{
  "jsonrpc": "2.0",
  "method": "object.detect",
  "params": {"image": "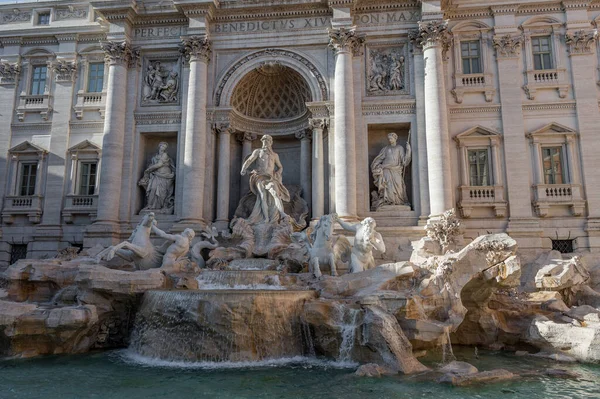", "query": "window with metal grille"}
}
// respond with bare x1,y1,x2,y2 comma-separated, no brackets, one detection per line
10,244,28,264
552,239,574,254
19,162,38,196
468,149,490,186
30,65,47,95
37,12,50,25
542,146,565,185
87,63,104,93
78,162,97,195
532,36,553,70
461,41,482,74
